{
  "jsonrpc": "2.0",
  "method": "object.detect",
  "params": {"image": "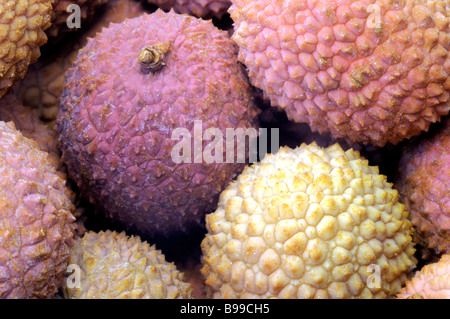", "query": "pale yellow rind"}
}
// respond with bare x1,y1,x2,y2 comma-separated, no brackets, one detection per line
64,230,192,299
201,143,417,299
